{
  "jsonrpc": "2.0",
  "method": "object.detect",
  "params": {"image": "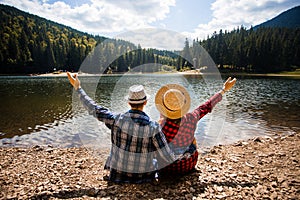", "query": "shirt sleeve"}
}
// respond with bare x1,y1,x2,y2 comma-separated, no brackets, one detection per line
191,92,222,121
77,88,115,127
152,128,181,163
